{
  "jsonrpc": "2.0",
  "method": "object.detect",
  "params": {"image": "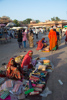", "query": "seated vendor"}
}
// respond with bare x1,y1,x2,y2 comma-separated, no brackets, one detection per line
6,58,21,79
36,38,47,50
21,50,33,71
